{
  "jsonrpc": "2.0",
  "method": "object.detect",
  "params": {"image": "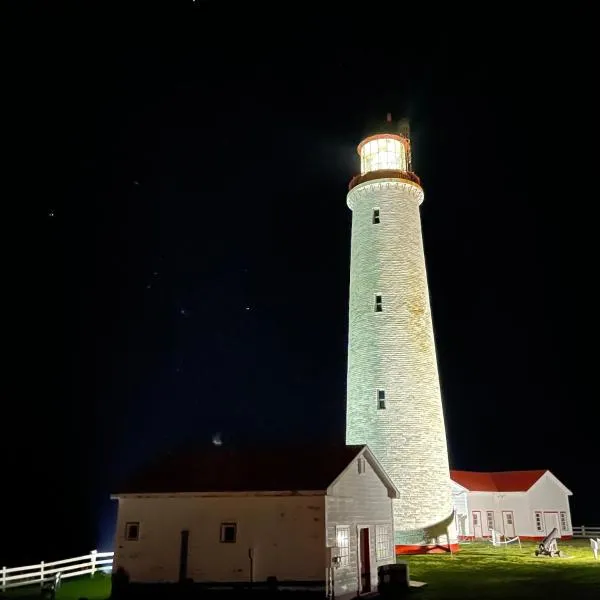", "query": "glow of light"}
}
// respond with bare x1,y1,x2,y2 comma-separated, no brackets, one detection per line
360,137,408,174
